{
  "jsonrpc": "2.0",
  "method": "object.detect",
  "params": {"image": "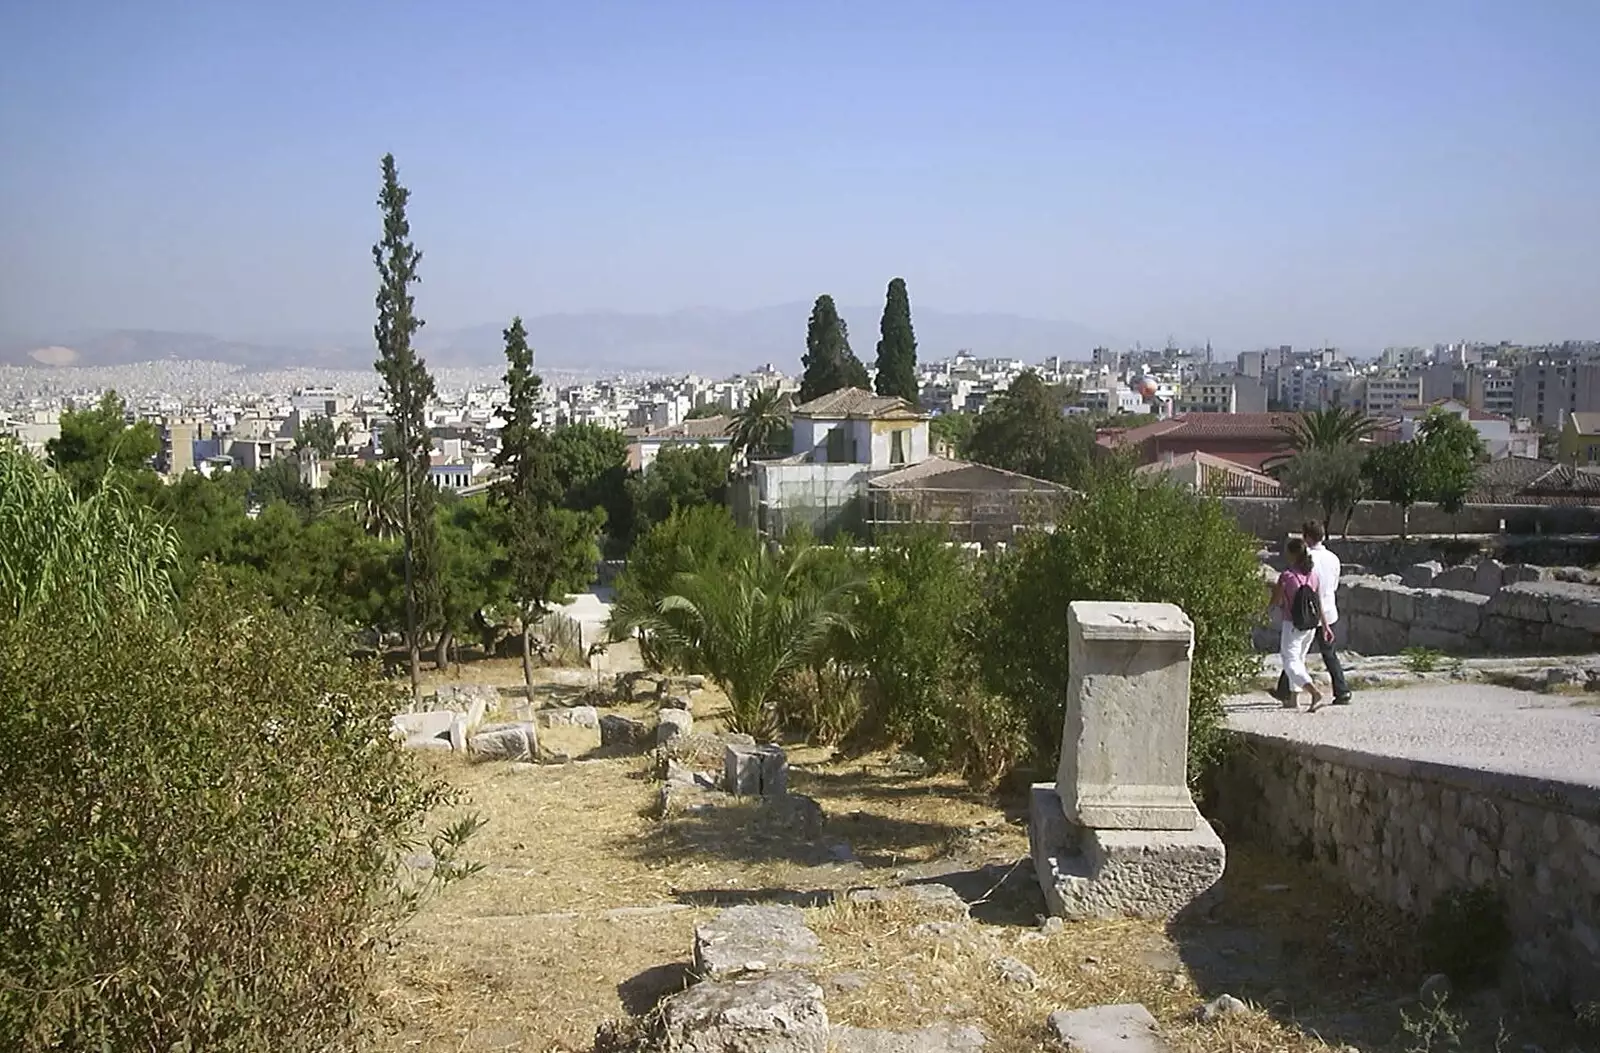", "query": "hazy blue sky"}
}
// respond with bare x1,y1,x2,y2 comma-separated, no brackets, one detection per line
2,0,1596,350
